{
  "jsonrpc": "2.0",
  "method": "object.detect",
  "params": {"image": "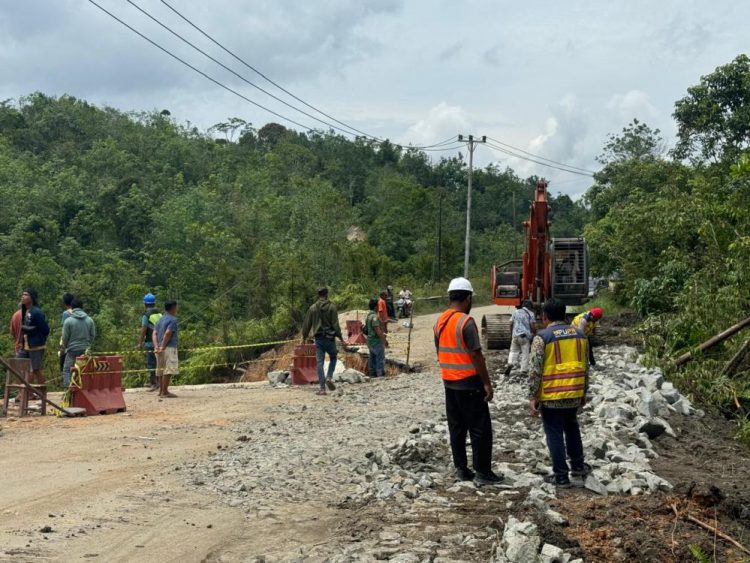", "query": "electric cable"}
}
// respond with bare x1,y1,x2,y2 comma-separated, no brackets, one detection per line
160,0,382,141
486,136,596,174
484,141,594,177
126,0,365,137
87,0,318,131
